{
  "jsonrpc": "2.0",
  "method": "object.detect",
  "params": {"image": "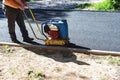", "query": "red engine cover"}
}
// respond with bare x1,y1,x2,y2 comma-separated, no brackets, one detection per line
48,30,59,39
